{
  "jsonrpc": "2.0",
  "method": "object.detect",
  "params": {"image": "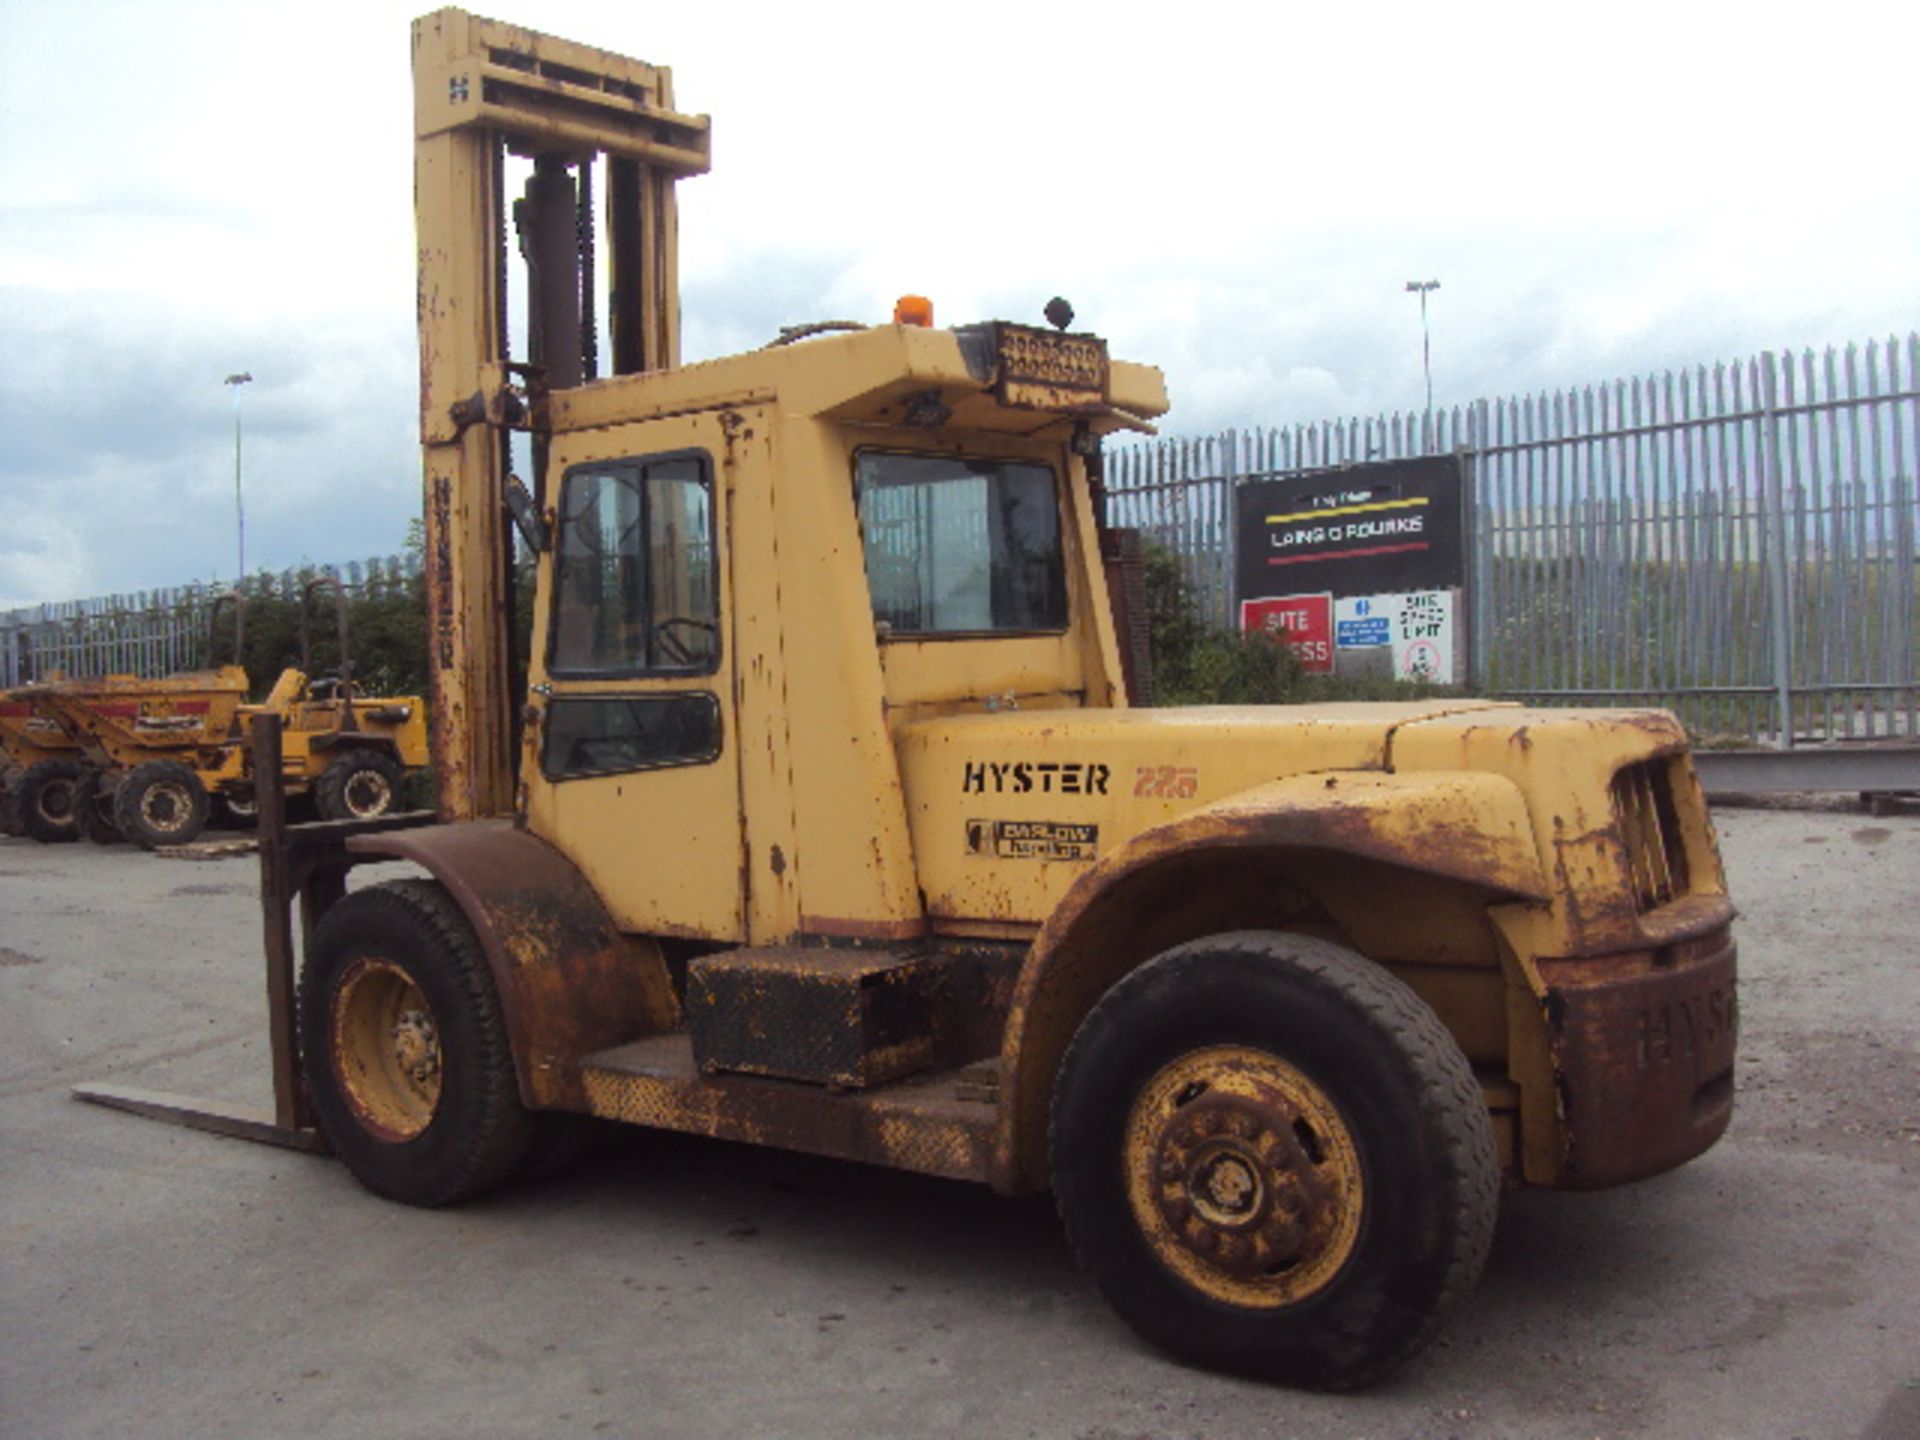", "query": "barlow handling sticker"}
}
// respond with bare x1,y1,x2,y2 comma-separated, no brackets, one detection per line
966,819,1099,861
